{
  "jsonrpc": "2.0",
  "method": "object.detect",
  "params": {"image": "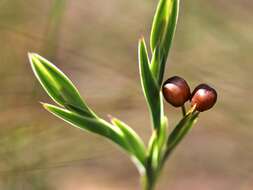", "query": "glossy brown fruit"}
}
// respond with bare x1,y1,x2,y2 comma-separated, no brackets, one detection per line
162,76,191,107
191,84,217,112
